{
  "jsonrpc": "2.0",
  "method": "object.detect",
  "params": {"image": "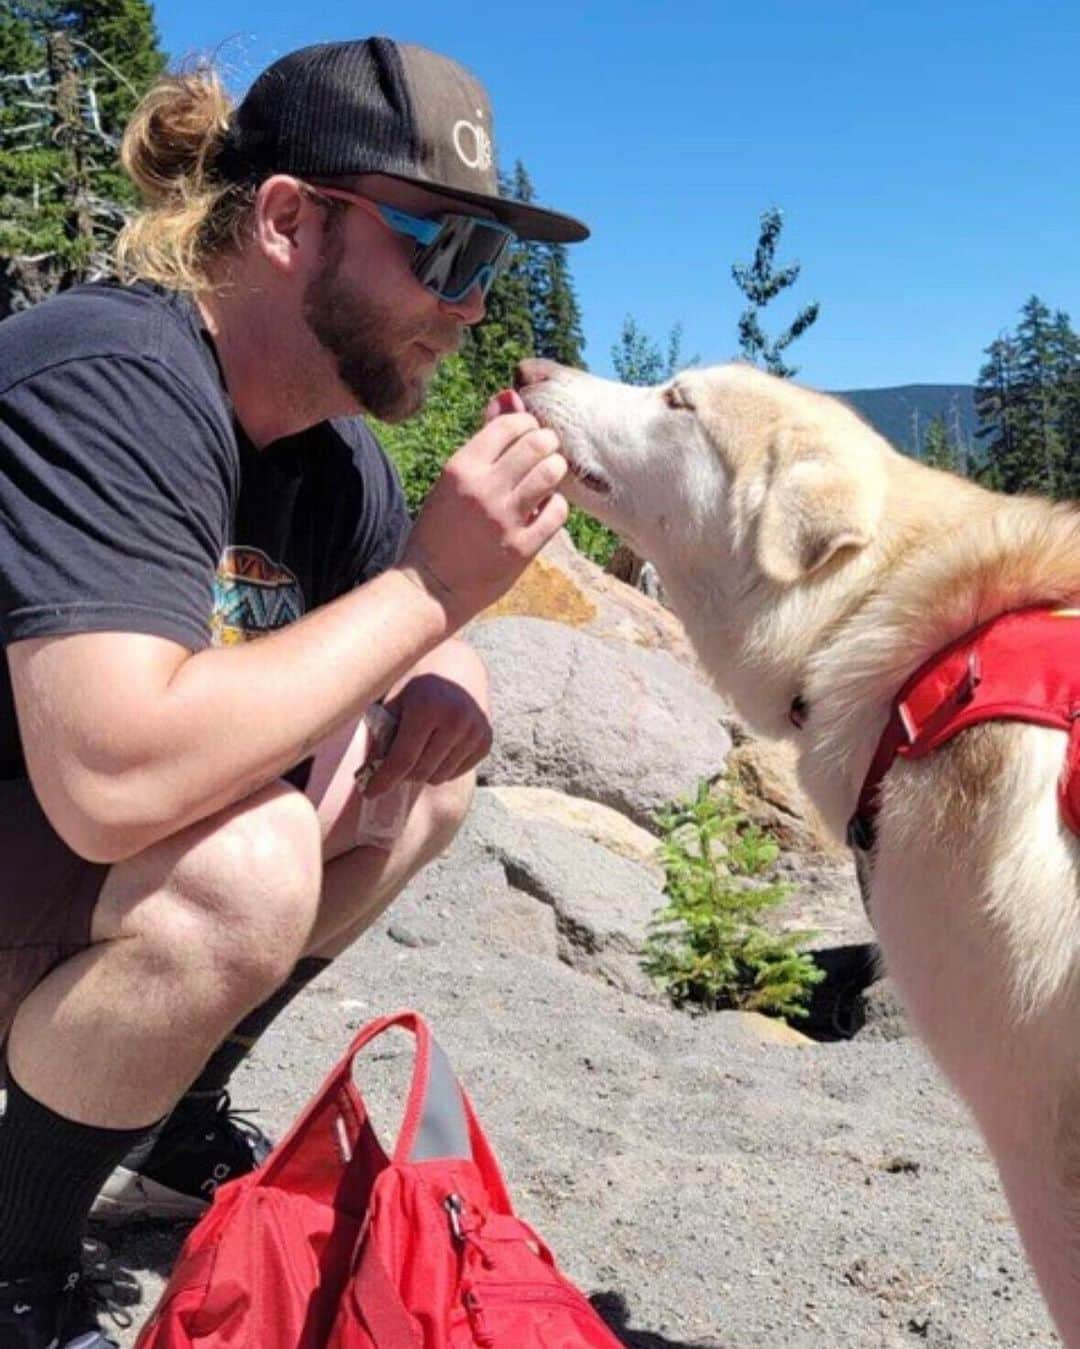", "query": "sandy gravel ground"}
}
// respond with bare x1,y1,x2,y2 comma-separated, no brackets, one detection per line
101,842,1059,1349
